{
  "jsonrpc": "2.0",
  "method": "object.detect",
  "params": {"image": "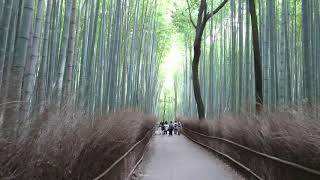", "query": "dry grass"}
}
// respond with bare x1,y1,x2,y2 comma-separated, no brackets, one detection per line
0,109,155,179
180,108,320,180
